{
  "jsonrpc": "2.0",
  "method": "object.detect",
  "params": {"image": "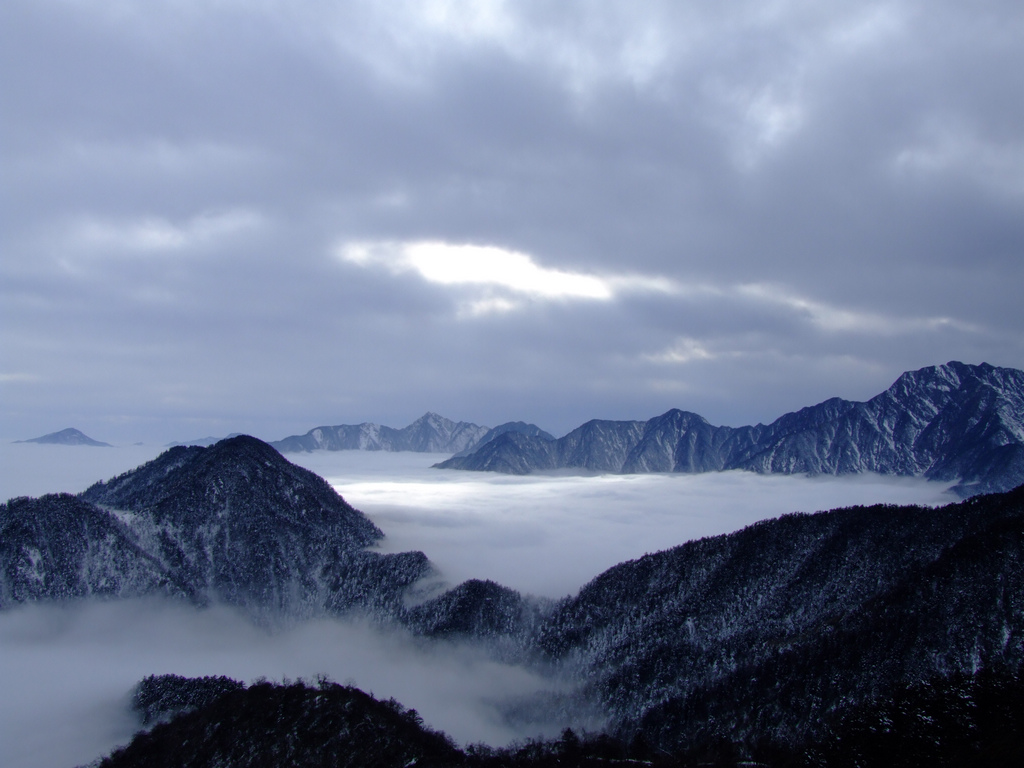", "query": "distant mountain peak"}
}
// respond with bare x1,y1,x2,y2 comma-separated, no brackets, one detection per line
15,427,111,447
